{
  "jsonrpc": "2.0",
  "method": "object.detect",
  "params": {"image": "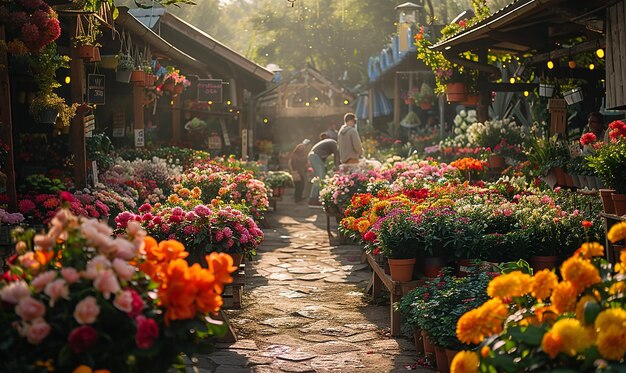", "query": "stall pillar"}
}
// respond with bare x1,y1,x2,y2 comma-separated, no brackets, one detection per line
237,84,246,159
172,95,181,144
368,88,374,128
0,26,17,211
133,85,144,147
69,18,86,189
477,50,490,123
393,72,400,134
